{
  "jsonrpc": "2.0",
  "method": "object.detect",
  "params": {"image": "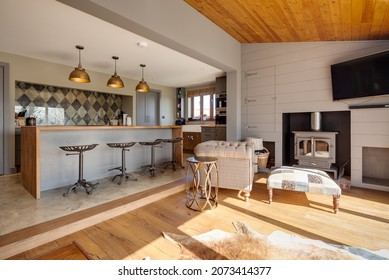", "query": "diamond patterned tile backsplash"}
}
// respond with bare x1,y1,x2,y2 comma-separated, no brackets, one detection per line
15,81,122,126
